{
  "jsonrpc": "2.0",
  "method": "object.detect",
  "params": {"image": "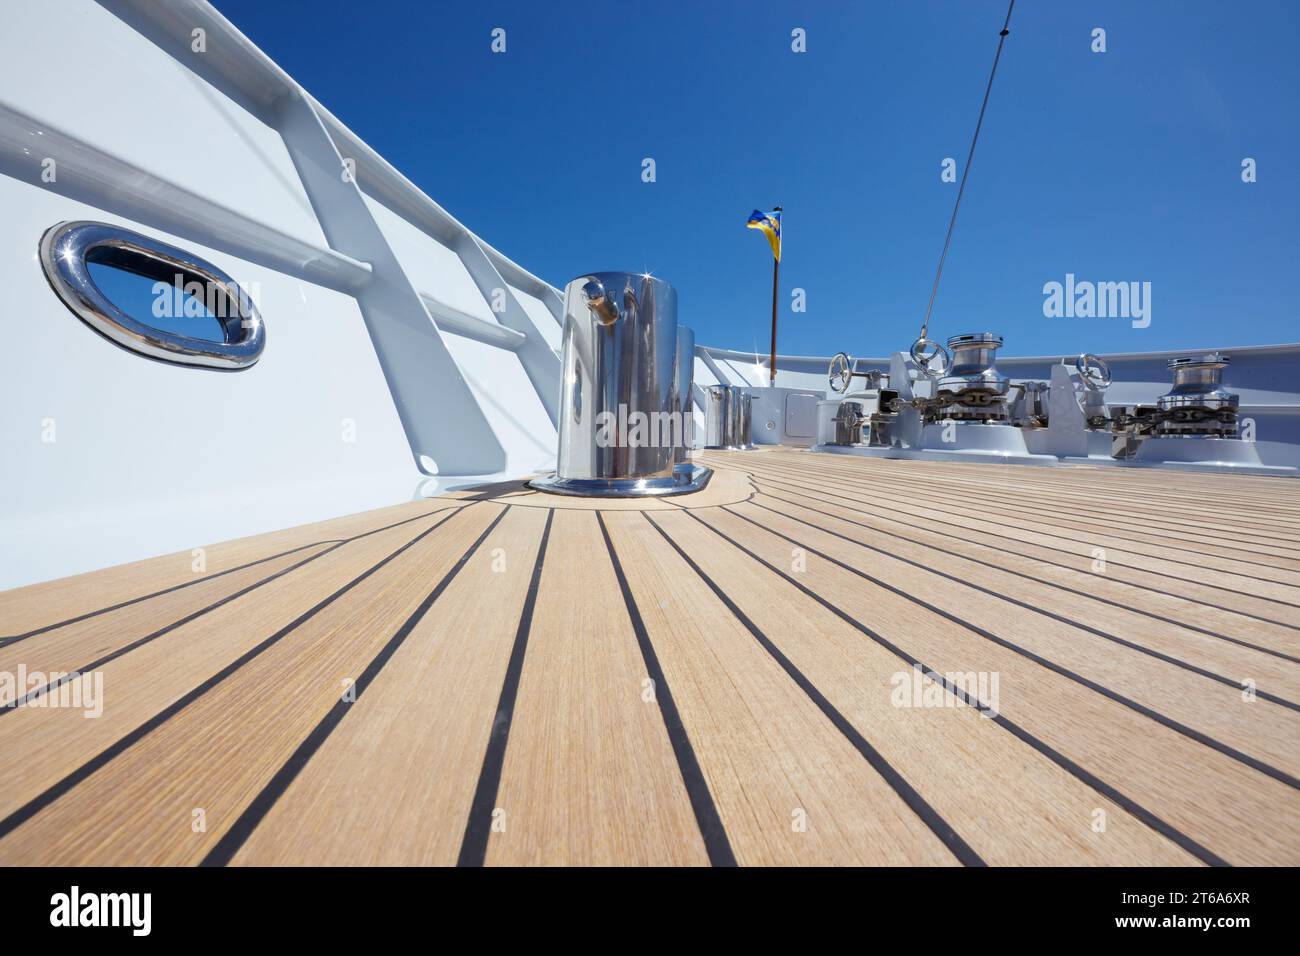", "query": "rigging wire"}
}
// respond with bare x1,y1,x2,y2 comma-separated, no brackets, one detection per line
917,0,1017,345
